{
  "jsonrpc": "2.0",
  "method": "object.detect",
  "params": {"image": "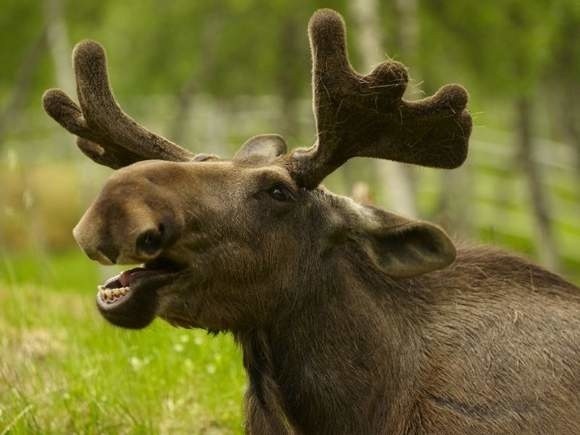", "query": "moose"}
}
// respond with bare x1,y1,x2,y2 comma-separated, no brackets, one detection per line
43,8,580,435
